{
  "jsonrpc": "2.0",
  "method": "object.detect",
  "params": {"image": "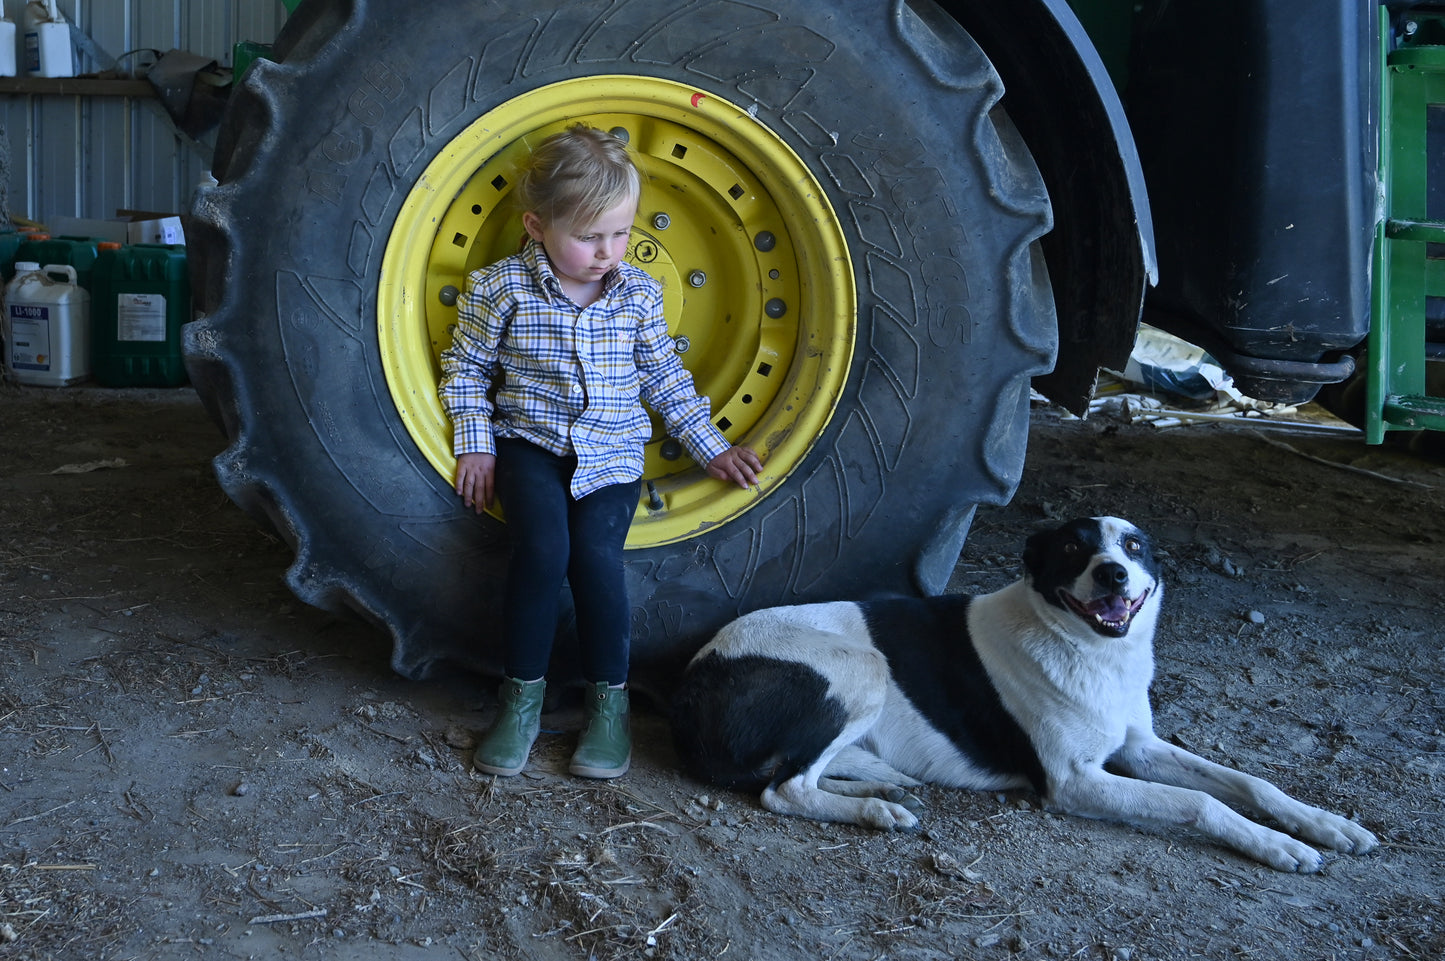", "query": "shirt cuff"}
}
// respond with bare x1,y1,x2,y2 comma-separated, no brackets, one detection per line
683,424,732,467
452,413,496,457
